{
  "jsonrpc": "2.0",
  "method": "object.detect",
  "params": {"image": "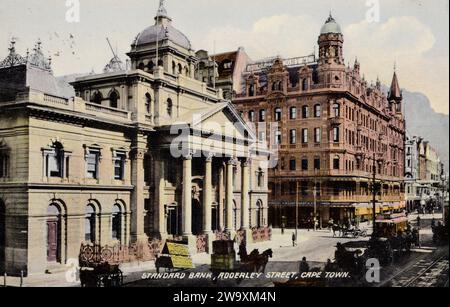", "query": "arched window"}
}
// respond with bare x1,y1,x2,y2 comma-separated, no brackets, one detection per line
145,93,152,114
167,98,173,117
112,204,122,242
138,62,145,71
314,104,321,118
278,81,283,91
172,61,176,74
0,200,5,272
256,200,263,228
302,105,309,118
184,66,189,76
177,64,182,75
85,205,96,242
257,168,264,188
109,91,119,108
249,84,255,97
147,61,154,72
92,91,103,104
333,103,341,117
302,78,308,91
